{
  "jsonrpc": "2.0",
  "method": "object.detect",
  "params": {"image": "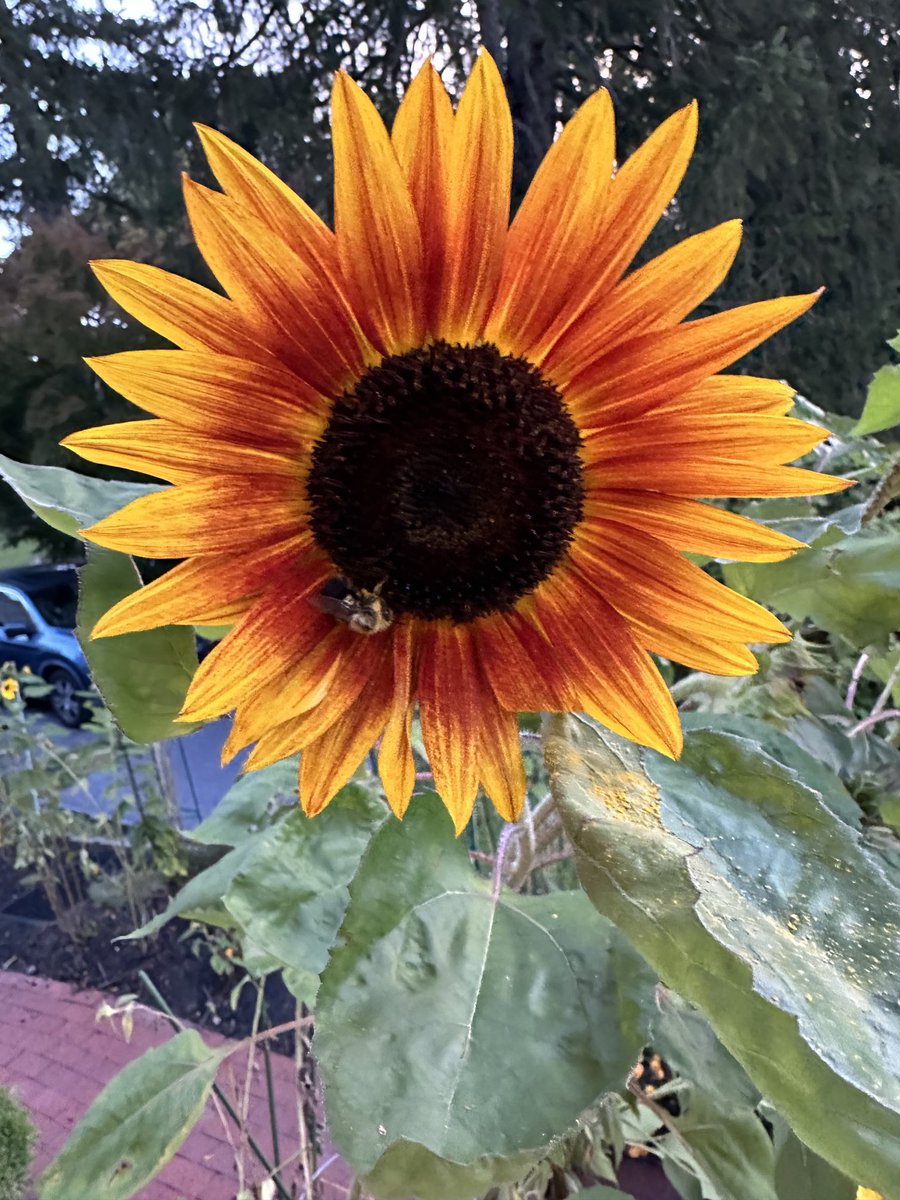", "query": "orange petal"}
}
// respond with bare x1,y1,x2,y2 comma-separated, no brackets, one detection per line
658,374,796,417
418,623,483,833
485,88,616,358
433,51,512,344
584,491,804,562
183,177,375,394
572,519,791,645
583,413,830,467
478,604,574,714
91,534,312,638
537,102,698,357
567,292,820,423
83,350,327,449
332,73,426,354
391,62,454,325
378,621,418,819
534,568,683,758
628,616,760,677
299,646,395,816
231,626,387,764
62,419,303,484
83,477,304,557
585,457,850,498
91,259,272,360
179,562,331,722
477,703,525,823
195,124,336,267
544,220,742,386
